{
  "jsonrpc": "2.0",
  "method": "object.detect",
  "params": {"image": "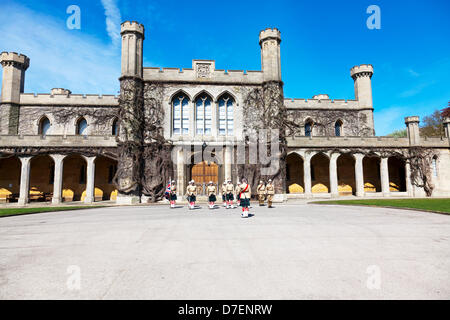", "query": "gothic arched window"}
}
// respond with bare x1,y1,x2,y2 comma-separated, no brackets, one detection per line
39,116,51,136
432,156,438,177
76,117,88,135
172,94,189,135
195,94,212,135
335,120,343,137
218,94,234,135
305,120,313,137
